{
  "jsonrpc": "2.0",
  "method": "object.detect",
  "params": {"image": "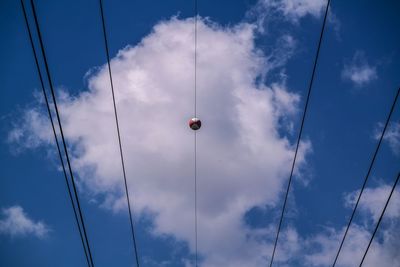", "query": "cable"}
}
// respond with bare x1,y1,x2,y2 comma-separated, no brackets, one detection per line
331,87,400,267
268,1,331,266
194,0,198,266
97,0,140,265
359,172,400,266
194,0,198,118
30,1,95,266
20,1,91,266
